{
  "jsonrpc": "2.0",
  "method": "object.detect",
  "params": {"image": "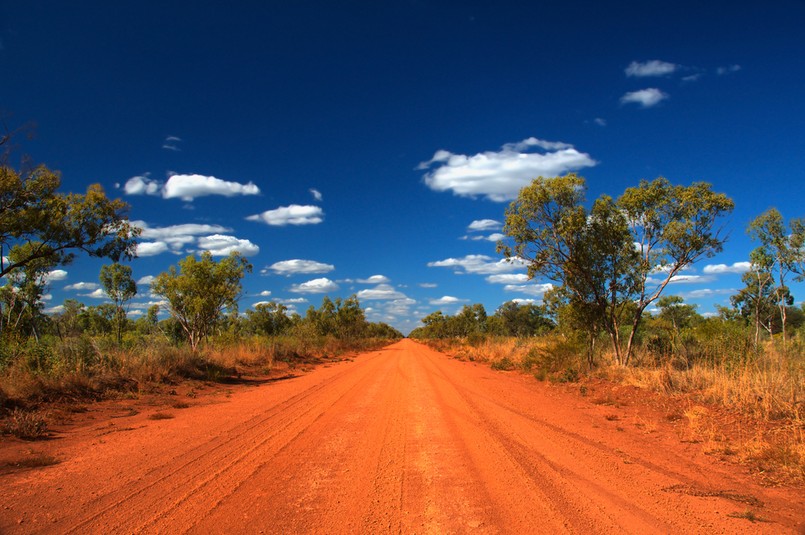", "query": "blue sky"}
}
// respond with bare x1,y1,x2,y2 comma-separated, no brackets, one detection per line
2,1,804,334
